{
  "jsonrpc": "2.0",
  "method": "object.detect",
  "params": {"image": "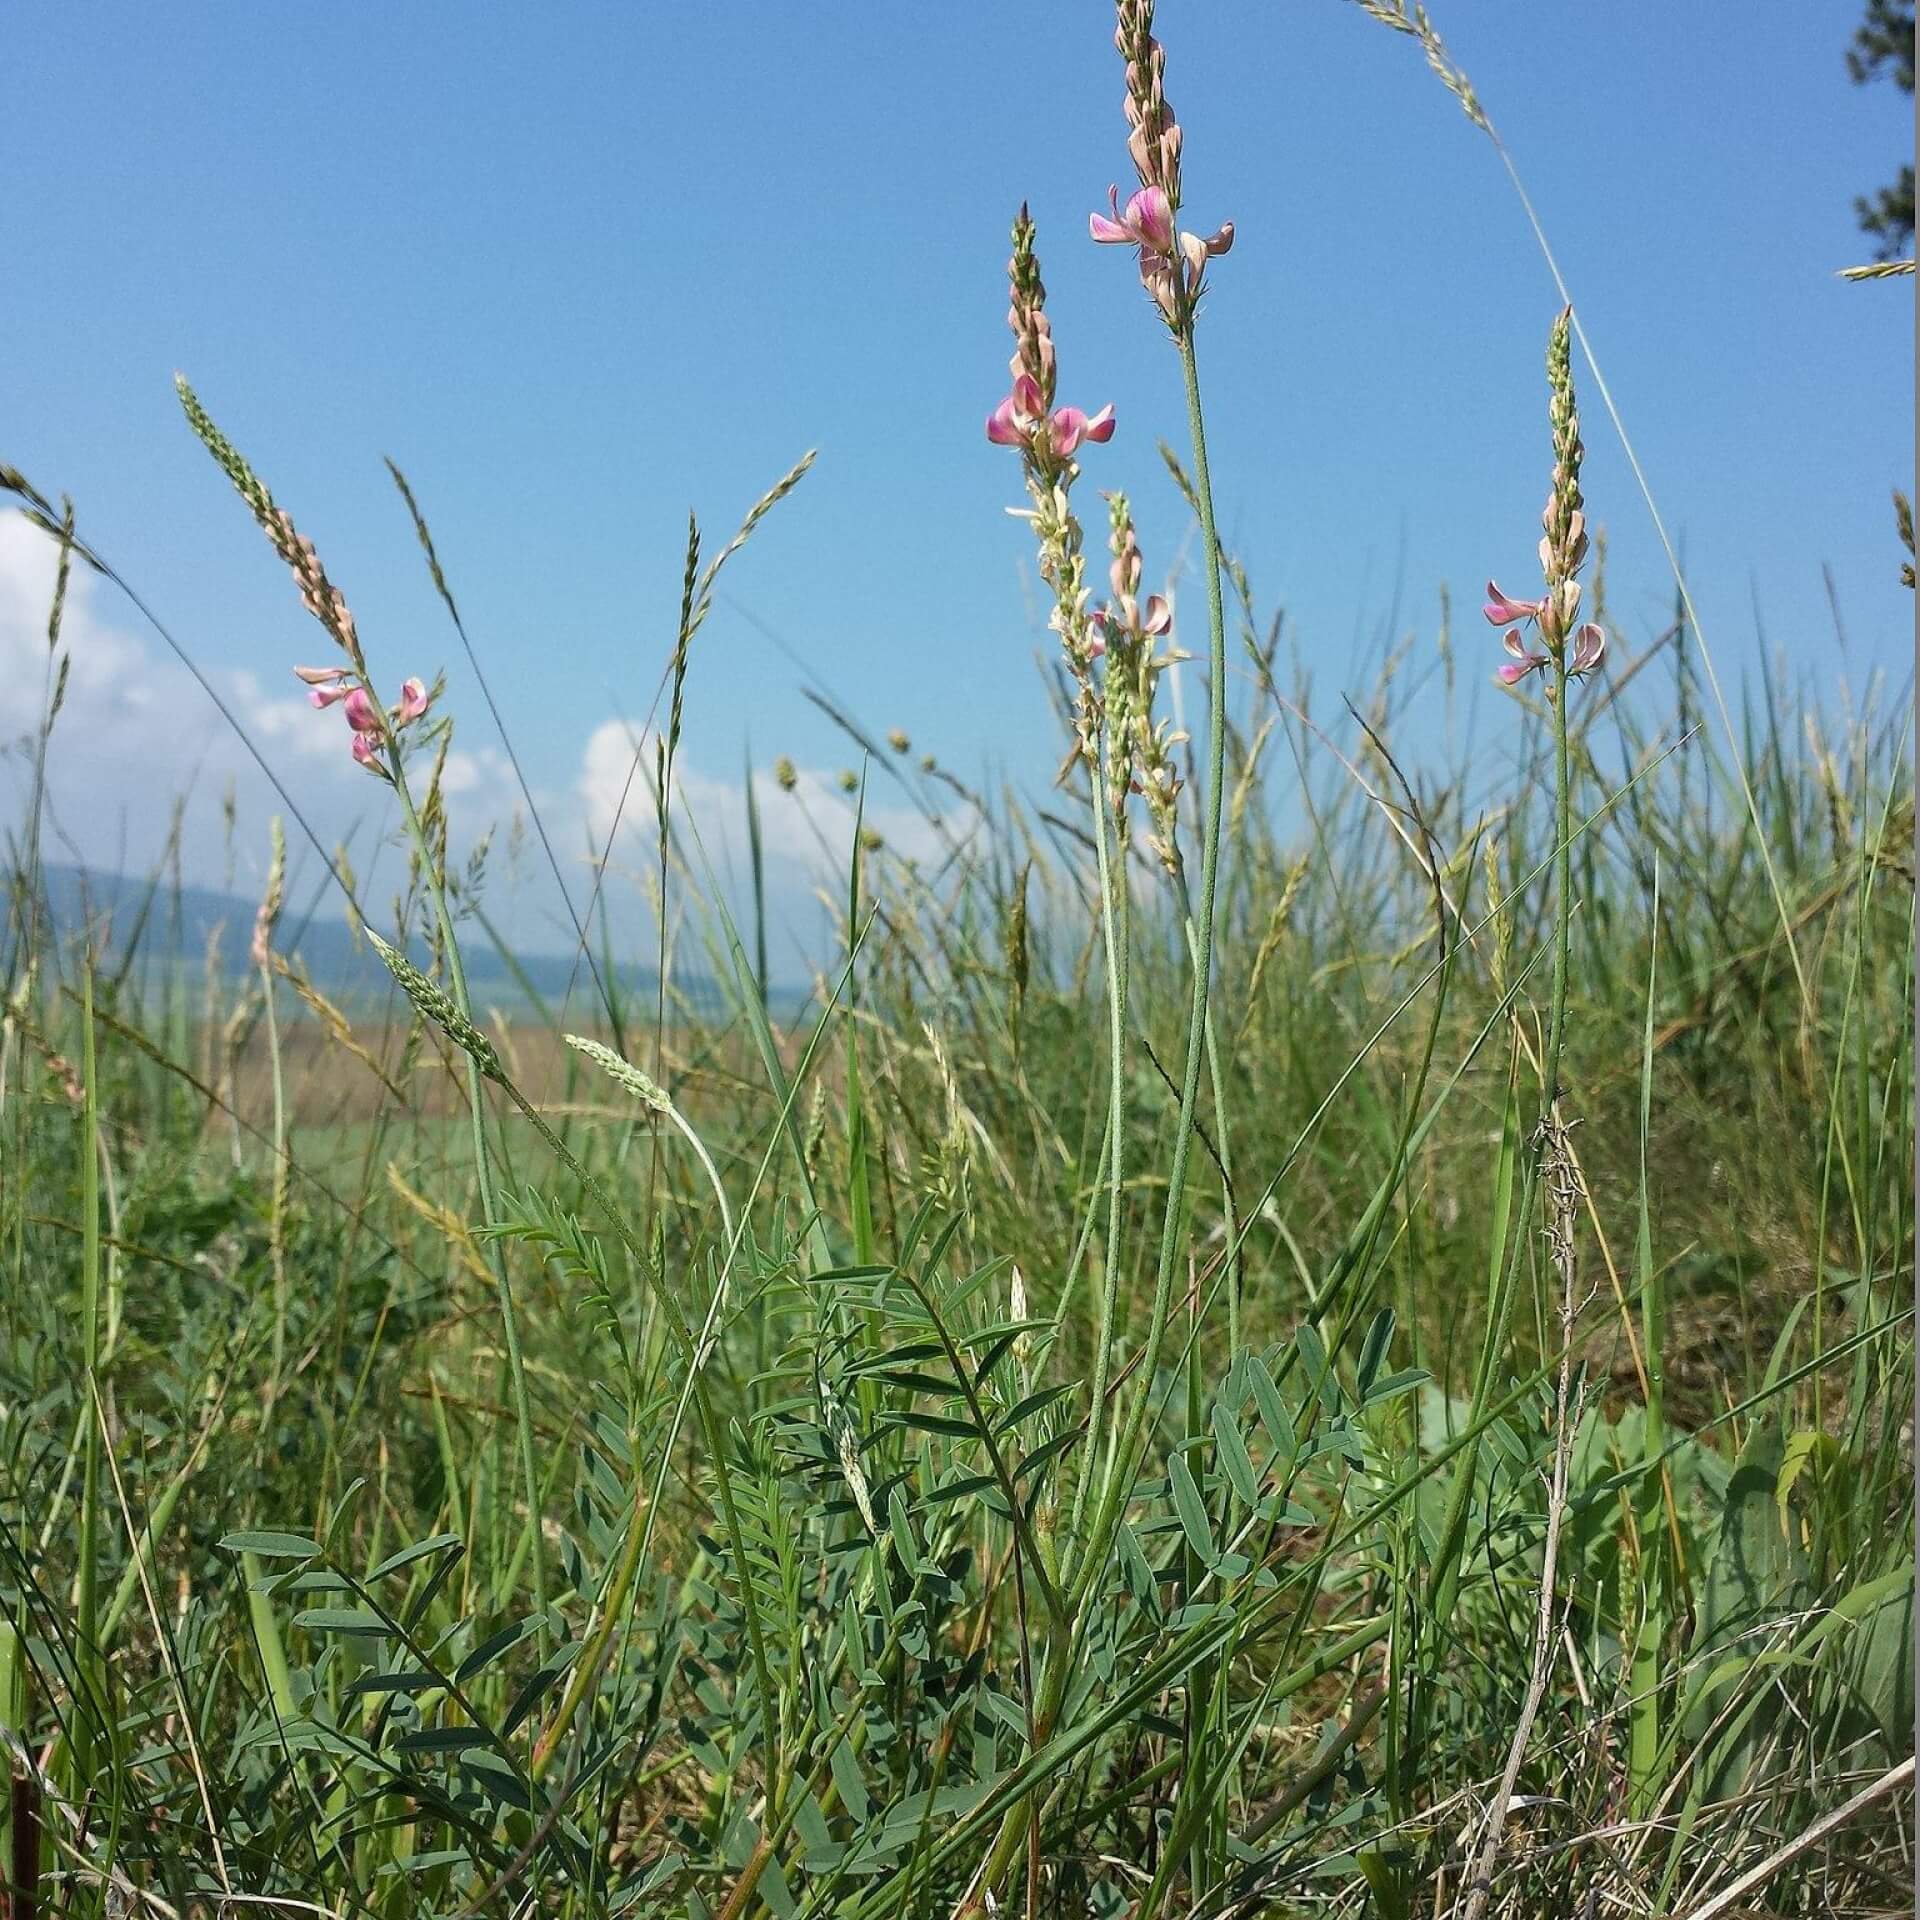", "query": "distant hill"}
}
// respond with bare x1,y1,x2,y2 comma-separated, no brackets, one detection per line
8,864,757,1017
